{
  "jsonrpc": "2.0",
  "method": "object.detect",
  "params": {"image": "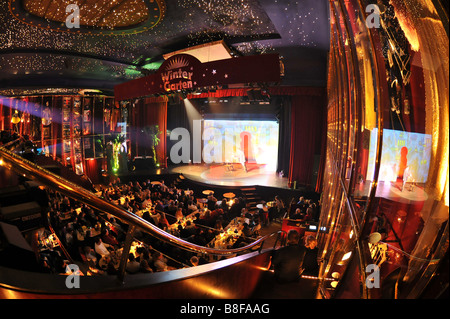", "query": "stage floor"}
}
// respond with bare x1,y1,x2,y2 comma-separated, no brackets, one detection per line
168,163,289,188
